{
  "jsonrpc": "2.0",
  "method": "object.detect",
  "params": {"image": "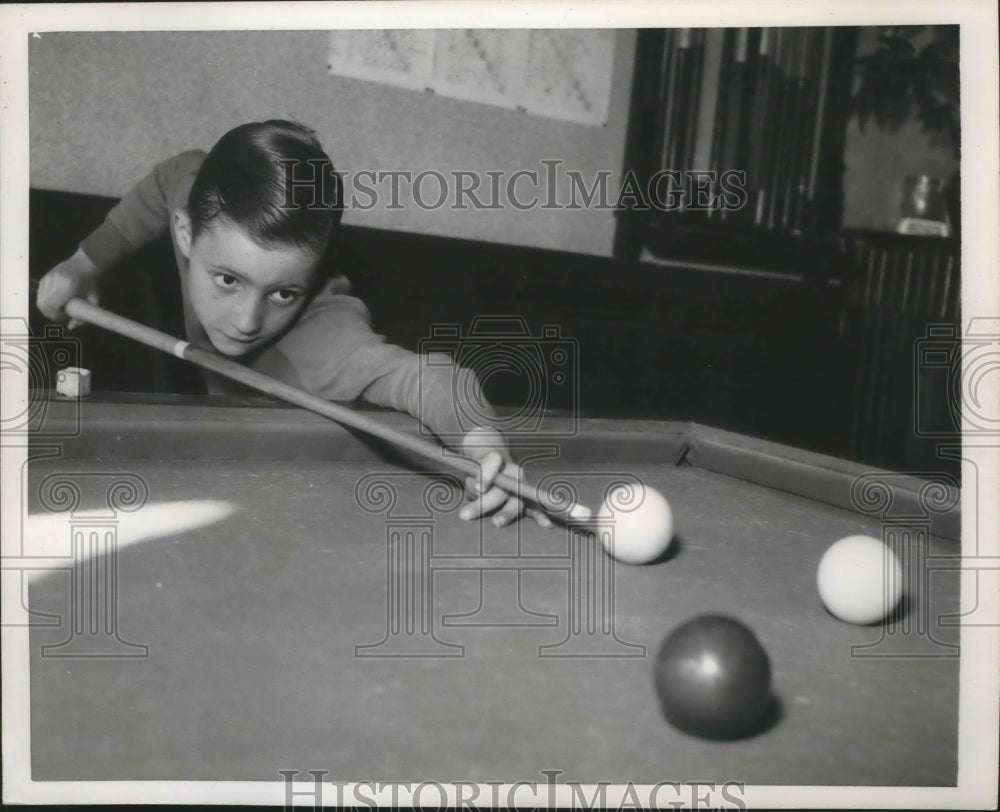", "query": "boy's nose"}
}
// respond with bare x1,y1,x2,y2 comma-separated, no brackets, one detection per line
233,296,263,335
